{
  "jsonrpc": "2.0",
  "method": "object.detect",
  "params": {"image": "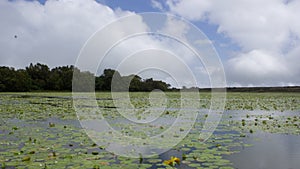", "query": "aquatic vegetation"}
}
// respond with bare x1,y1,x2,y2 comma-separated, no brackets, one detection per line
0,92,300,168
